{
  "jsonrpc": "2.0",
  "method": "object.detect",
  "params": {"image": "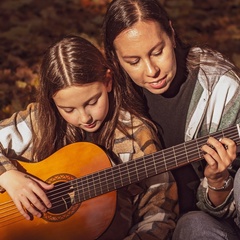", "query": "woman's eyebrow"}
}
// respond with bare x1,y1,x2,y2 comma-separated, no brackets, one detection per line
120,41,165,59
